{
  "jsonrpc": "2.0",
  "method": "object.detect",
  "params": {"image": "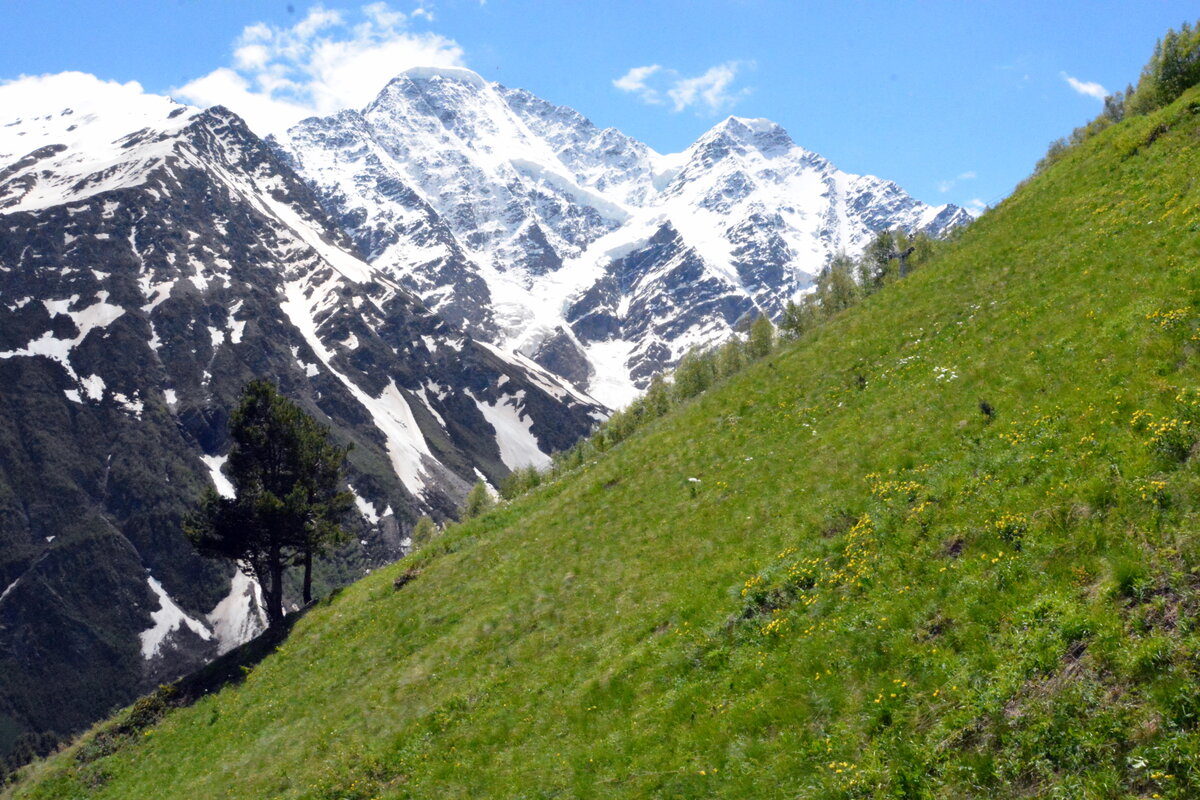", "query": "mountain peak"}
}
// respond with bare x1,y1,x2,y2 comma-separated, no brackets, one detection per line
394,65,490,90
710,115,795,154
680,116,798,166
0,72,197,169
279,73,968,405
